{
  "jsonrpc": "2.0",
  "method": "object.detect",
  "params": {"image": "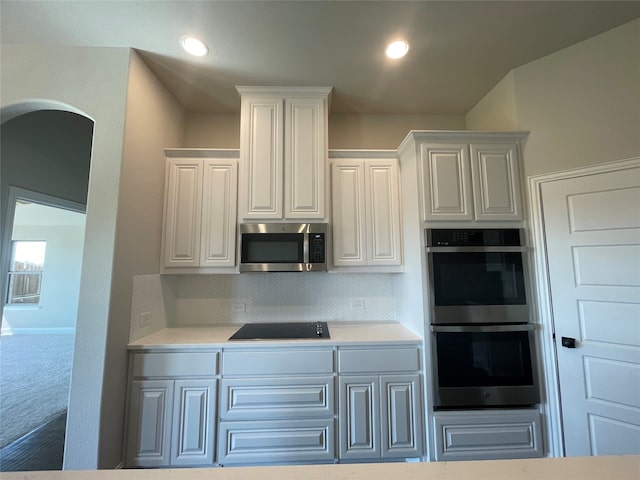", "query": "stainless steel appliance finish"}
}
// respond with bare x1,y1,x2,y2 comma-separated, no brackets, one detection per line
431,323,540,408
228,322,330,340
426,228,531,324
239,223,328,272
426,228,540,409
